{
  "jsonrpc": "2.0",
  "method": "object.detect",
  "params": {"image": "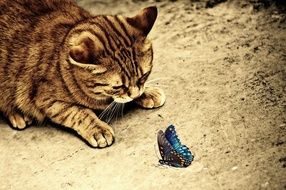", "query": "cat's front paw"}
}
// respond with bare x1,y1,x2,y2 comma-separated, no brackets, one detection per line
135,87,166,109
82,121,115,148
8,112,32,129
